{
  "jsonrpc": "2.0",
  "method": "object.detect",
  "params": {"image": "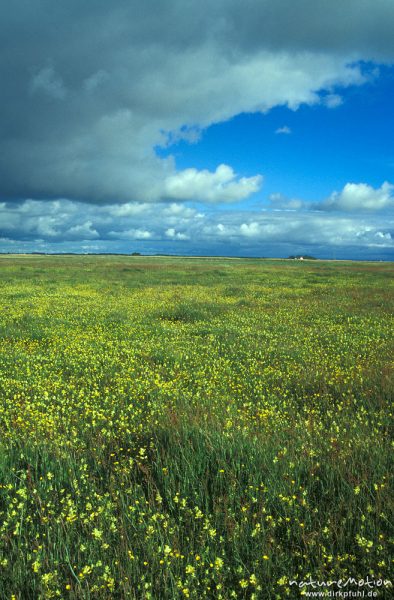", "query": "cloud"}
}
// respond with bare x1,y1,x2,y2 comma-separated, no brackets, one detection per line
30,65,67,100
1,1,393,204
239,222,262,237
1,196,392,260
0,199,199,244
323,93,343,108
202,211,394,252
108,228,152,240
66,221,99,240
321,181,394,211
164,164,262,203
269,193,304,210
270,182,394,213
83,70,110,93
275,126,292,134
165,228,189,241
